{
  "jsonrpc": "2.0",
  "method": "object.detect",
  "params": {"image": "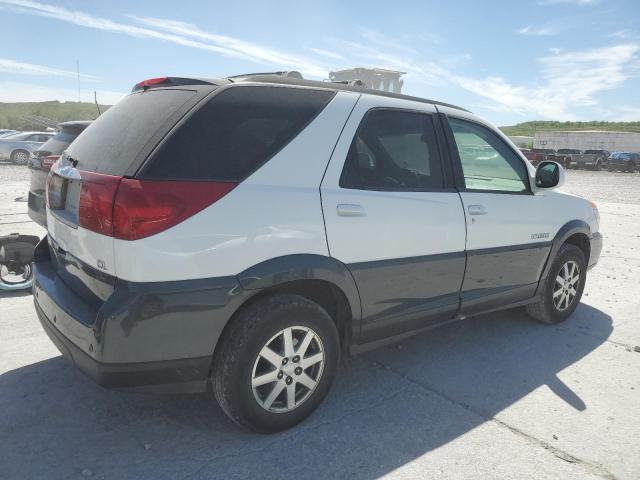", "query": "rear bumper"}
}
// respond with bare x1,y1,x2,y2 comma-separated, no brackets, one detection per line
33,236,252,393
589,232,603,270
36,300,211,393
